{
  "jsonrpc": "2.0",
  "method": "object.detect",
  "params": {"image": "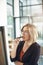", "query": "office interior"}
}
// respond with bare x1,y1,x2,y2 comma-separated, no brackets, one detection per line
0,0,43,65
